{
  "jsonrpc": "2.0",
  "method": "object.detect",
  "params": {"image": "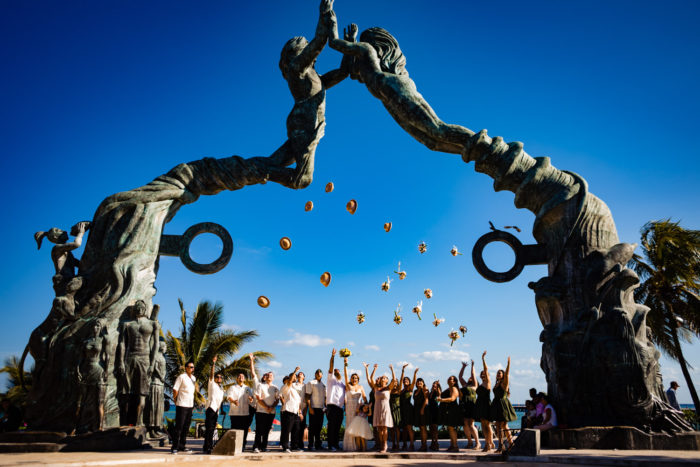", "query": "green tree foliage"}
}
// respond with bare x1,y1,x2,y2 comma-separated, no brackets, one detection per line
630,219,700,412
0,355,33,405
165,299,271,405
